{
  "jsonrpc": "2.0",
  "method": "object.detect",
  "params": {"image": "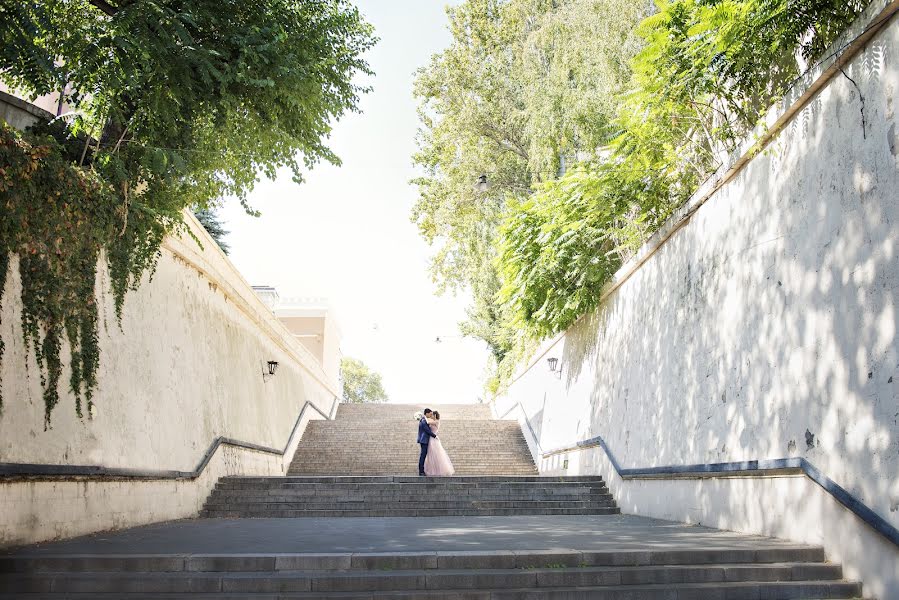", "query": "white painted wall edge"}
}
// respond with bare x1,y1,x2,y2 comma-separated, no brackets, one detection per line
169,211,339,397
